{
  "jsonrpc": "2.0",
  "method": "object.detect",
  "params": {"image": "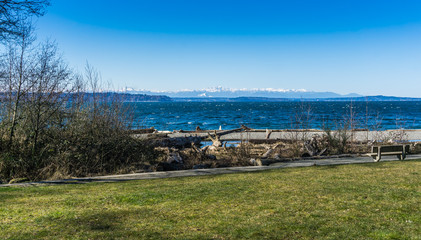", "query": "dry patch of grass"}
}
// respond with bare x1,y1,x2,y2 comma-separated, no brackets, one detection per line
1,160,420,239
